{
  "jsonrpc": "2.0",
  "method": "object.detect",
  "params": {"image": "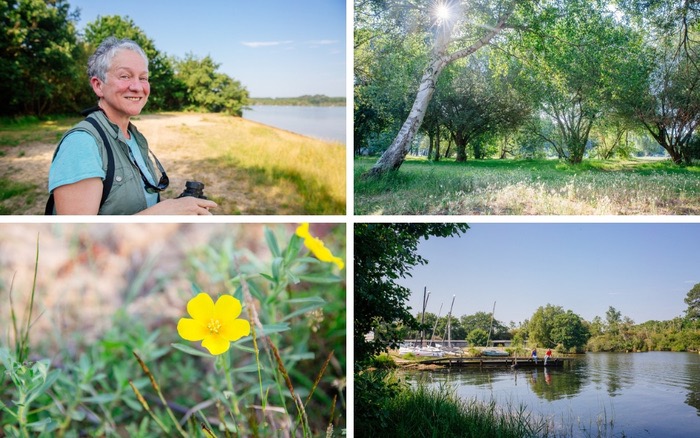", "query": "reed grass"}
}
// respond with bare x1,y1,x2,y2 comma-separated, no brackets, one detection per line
357,379,549,438
355,157,700,215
